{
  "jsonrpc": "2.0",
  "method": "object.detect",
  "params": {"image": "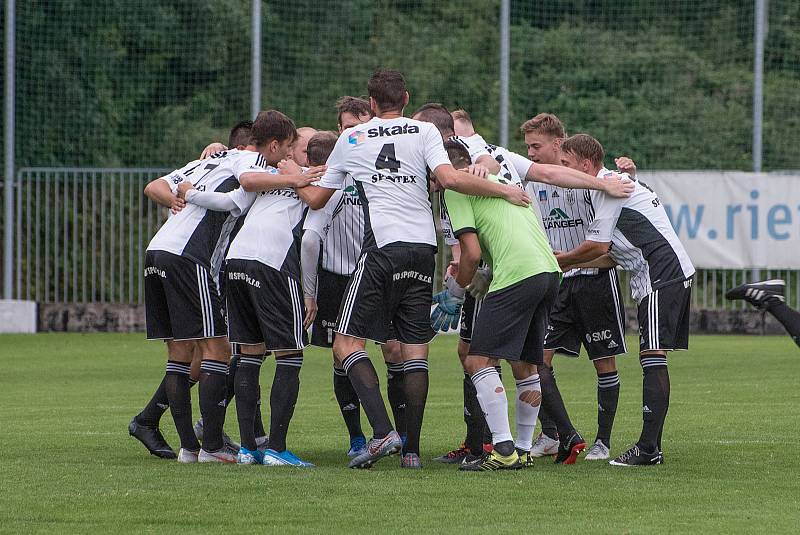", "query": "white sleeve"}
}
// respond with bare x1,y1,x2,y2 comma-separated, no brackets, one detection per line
505,151,534,180
160,159,205,194
317,134,349,190
301,229,322,298
185,188,255,217
586,190,625,242
423,124,452,171
229,152,264,180
458,135,490,163
303,191,339,237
